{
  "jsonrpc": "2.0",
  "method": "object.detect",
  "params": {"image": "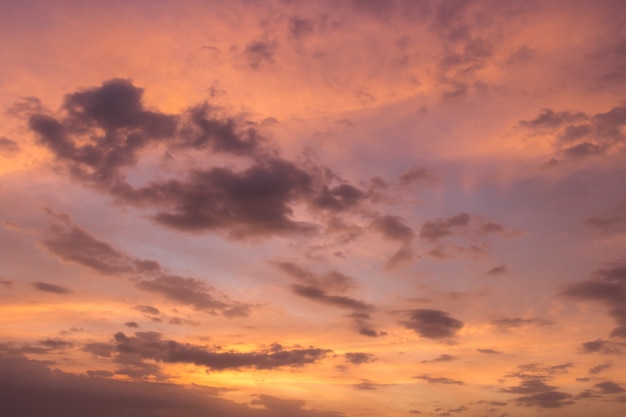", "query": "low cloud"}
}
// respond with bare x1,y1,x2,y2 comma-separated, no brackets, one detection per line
421,354,457,363
400,309,463,339
111,332,330,371
31,282,72,294
414,374,464,385
344,352,375,365
38,212,250,317
561,261,626,339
